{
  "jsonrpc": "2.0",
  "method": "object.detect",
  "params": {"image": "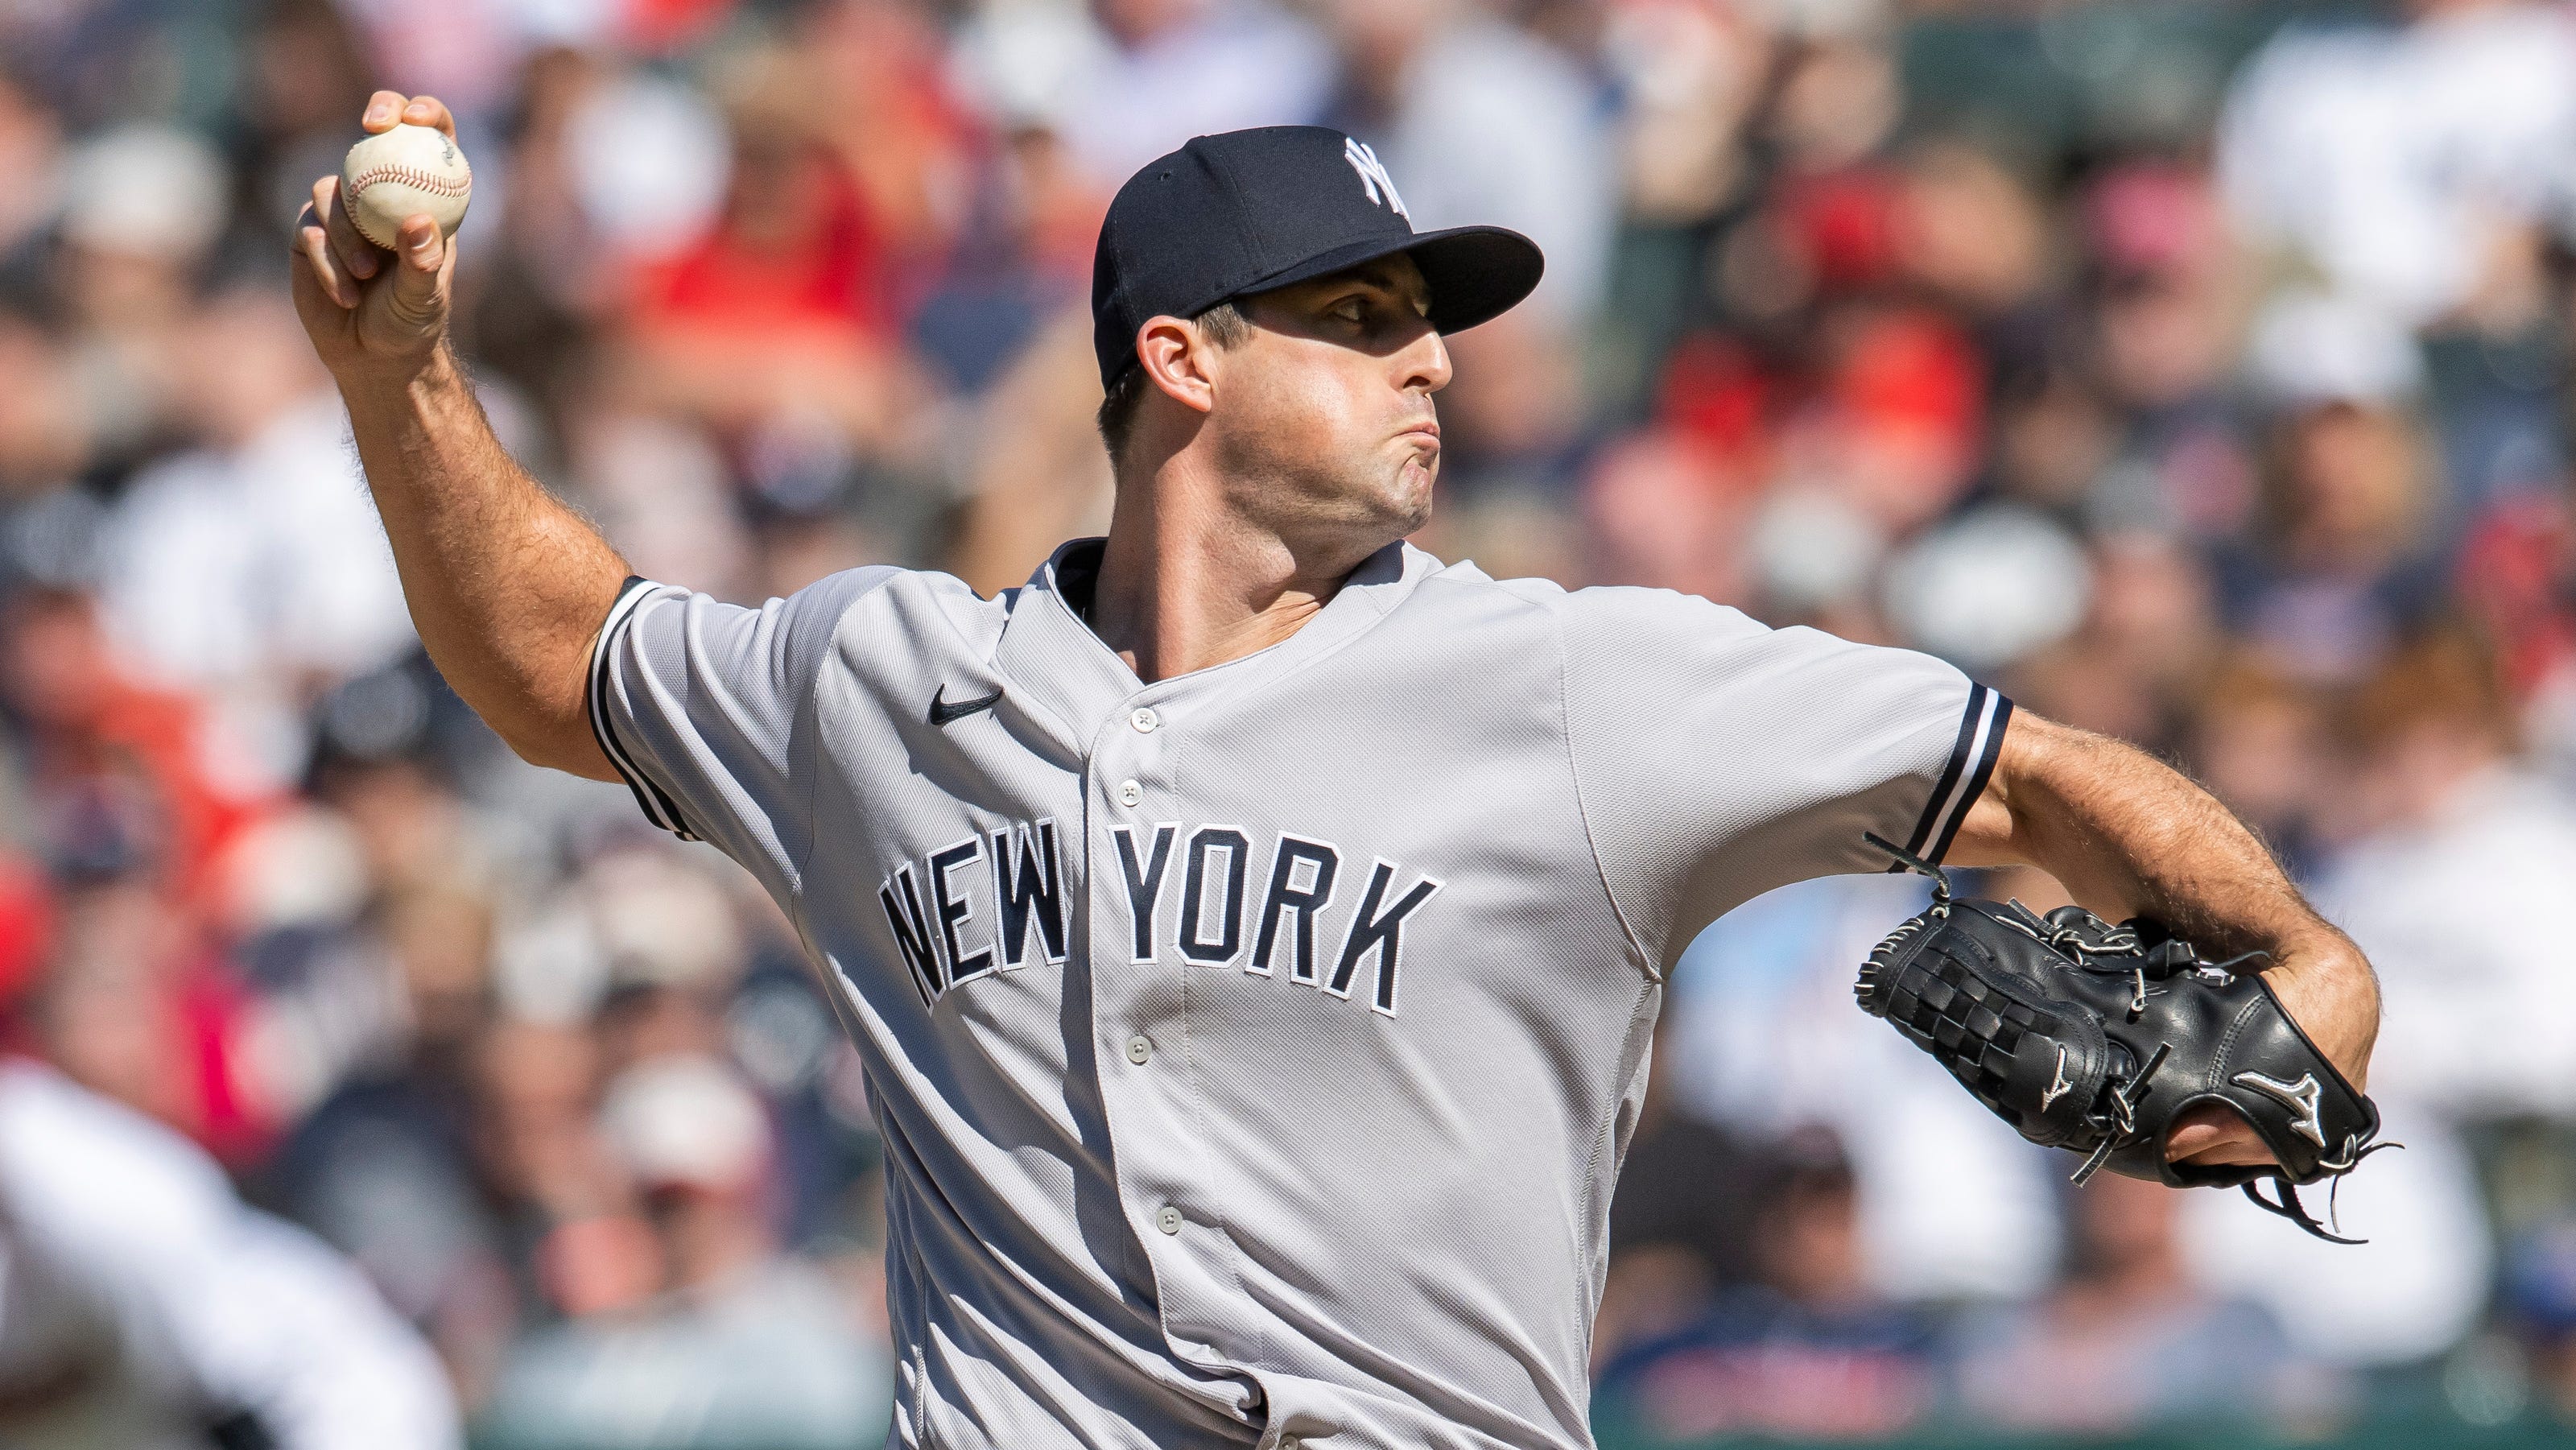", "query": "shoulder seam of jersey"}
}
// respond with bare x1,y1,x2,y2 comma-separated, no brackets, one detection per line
586,577,703,841
1546,592,1657,979
1414,569,1560,621
1897,683,2012,869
